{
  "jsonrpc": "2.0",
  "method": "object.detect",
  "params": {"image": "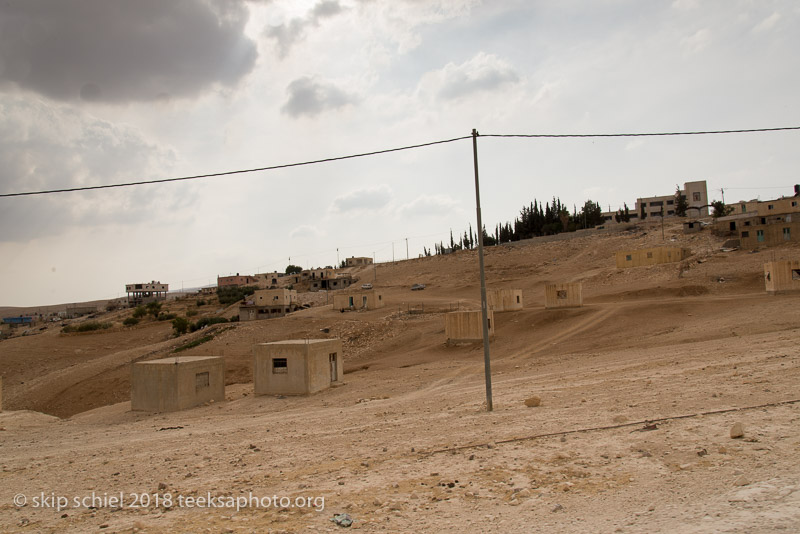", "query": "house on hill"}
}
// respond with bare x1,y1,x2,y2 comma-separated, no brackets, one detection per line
239,289,299,321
